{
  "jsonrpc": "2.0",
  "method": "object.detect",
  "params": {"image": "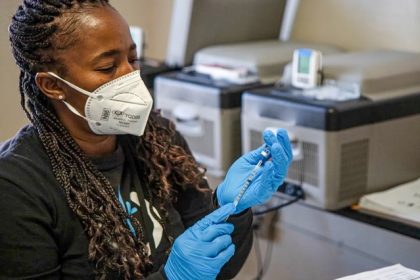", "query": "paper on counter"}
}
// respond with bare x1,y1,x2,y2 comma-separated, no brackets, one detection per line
336,264,420,280
358,178,420,225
